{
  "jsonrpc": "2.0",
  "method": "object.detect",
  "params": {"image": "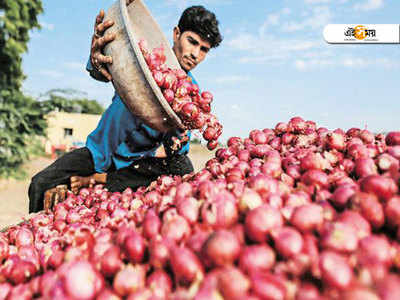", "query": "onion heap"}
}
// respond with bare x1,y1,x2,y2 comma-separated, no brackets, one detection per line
0,117,400,299
139,39,223,150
